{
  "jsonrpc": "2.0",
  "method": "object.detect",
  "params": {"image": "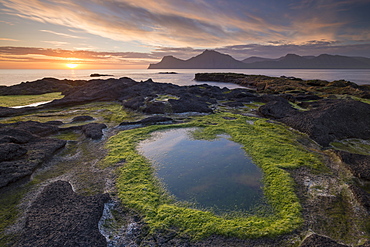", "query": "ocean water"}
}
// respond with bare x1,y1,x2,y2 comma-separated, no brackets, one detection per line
1,69,370,88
